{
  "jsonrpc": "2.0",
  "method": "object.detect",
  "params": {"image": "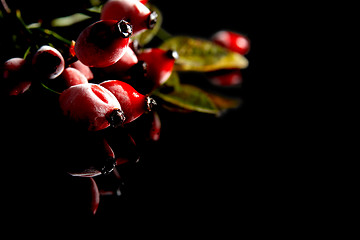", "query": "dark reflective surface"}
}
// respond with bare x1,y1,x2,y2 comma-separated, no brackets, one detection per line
1,0,308,236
